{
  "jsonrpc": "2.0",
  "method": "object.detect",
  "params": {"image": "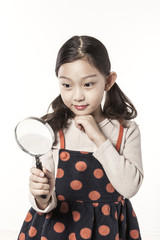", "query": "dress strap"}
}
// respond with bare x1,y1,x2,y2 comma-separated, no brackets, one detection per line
59,129,65,149
59,124,124,151
116,124,124,152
